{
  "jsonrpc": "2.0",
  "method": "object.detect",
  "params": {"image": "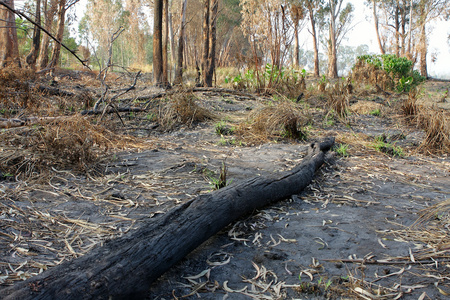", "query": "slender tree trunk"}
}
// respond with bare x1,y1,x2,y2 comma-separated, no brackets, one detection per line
37,0,58,70
394,2,400,56
308,8,319,77
201,0,210,86
174,0,187,85
162,0,168,85
47,0,66,69
407,0,413,54
26,0,42,68
168,12,176,77
372,0,385,54
153,0,163,85
204,0,217,87
0,0,21,67
419,22,427,77
327,0,338,78
294,22,299,67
